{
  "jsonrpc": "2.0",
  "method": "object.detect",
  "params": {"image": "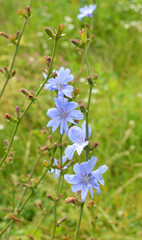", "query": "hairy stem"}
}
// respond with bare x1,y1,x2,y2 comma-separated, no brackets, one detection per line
0,38,58,167
0,0,33,99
